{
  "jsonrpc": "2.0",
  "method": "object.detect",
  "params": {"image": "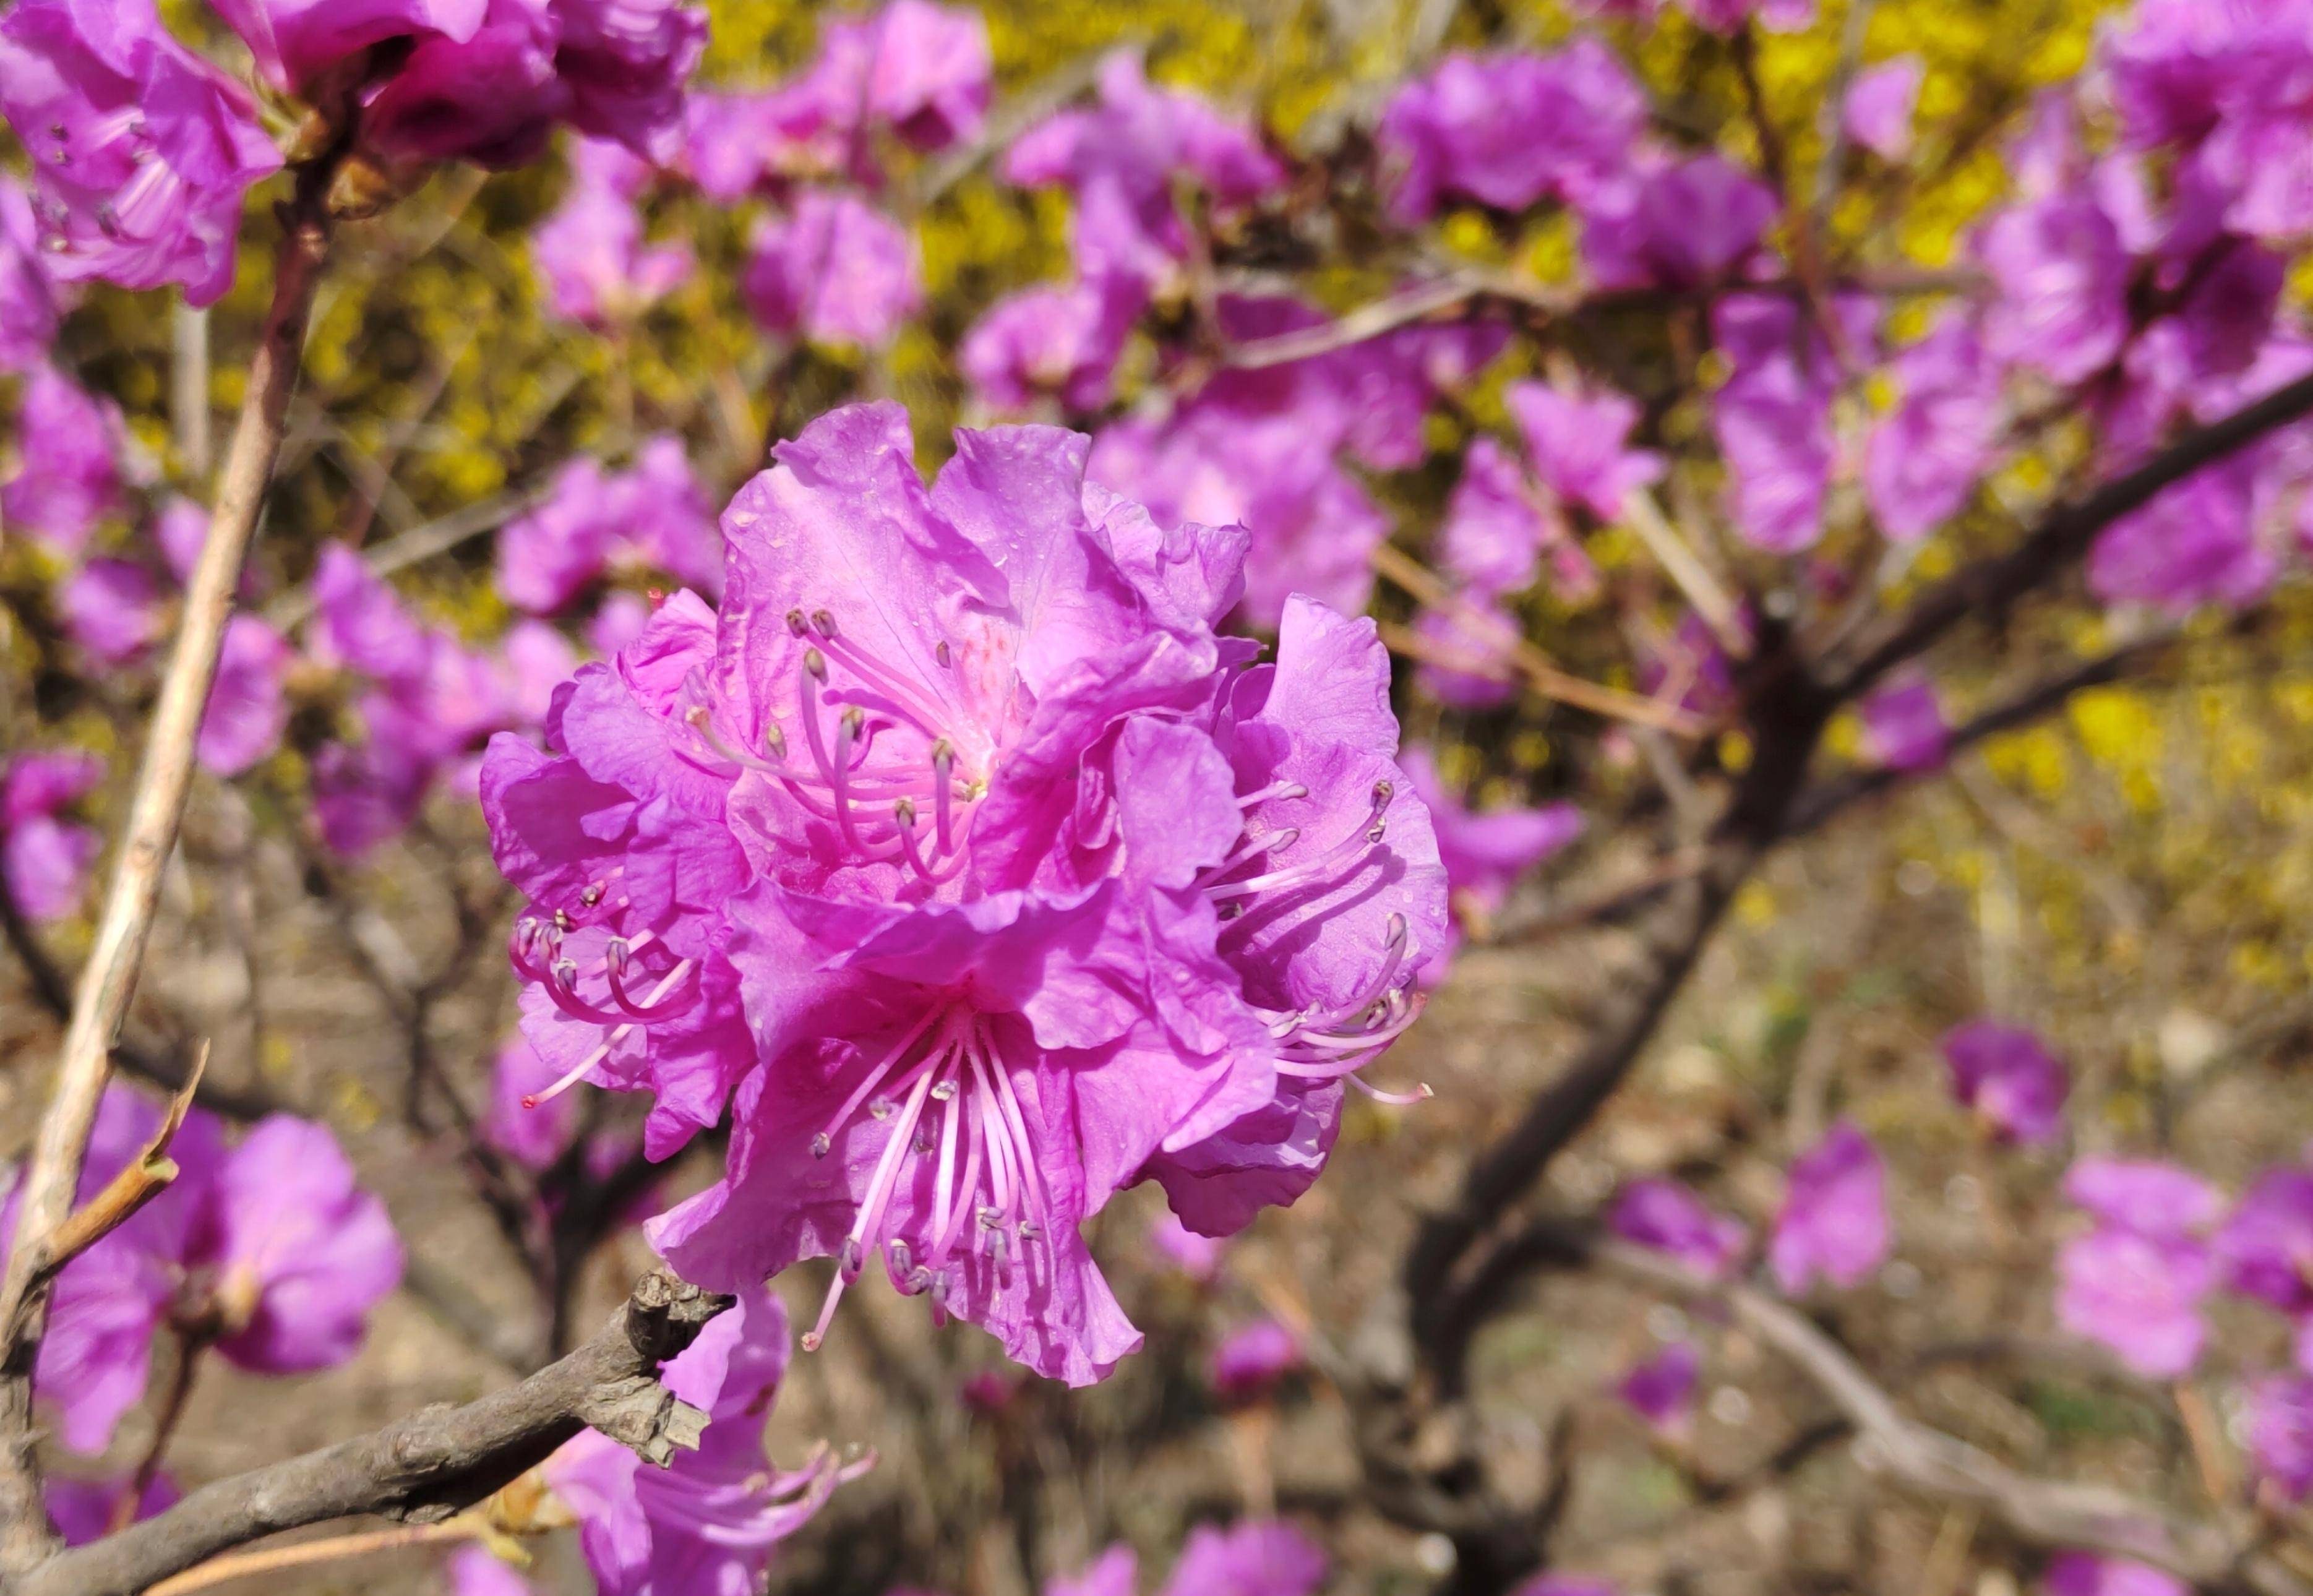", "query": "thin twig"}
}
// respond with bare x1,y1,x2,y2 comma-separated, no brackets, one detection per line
1620,487,1748,654
144,1519,479,1596
33,1044,210,1288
